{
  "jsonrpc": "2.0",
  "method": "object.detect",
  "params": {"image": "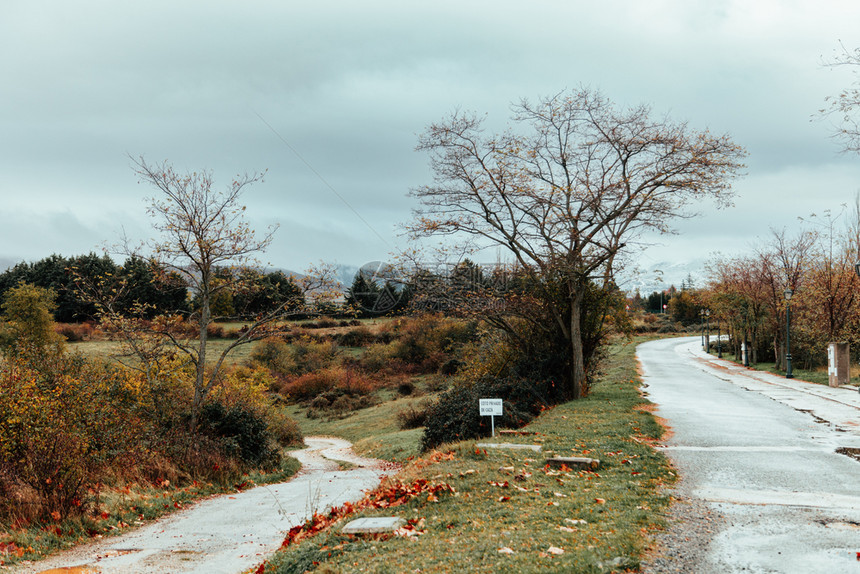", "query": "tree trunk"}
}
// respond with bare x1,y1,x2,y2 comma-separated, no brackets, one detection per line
569,286,586,400
190,282,211,433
